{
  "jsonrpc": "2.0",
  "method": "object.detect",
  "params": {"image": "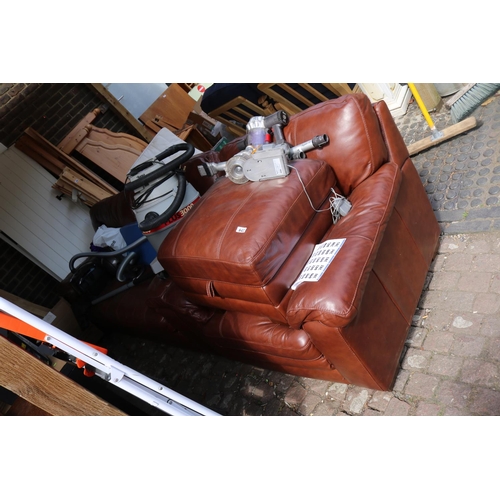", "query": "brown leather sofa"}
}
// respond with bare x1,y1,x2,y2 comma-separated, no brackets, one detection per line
85,93,440,391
